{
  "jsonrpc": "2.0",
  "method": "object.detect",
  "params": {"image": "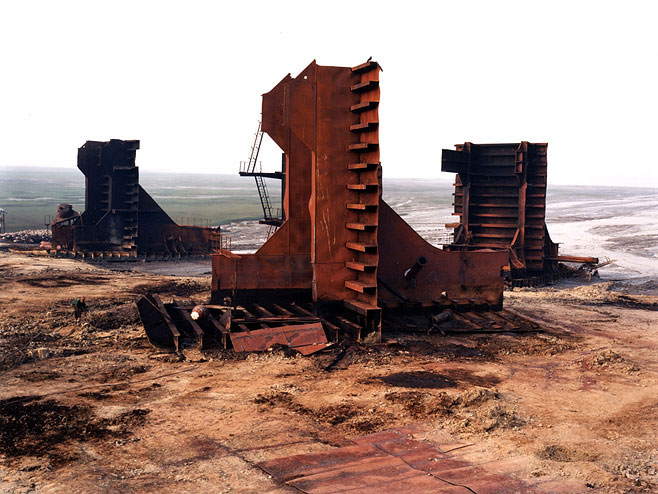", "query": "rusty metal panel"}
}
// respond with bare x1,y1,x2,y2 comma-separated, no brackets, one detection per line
312,64,362,303
259,429,541,493
136,294,181,352
377,200,507,309
229,322,328,355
